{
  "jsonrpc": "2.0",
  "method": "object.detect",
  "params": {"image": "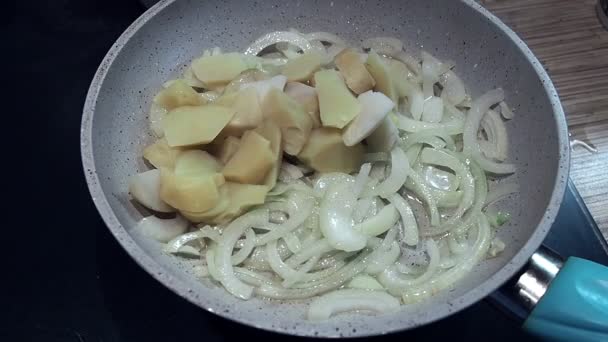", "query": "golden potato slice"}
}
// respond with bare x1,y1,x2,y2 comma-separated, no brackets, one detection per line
222,131,274,185
314,70,361,129
163,105,235,147
214,87,263,137
253,121,282,189
175,150,222,177
262,88,313,155
153,79,202,110
284,82,321,128
180,185,230,223
365,51,397,103
213,182,269,223
282,52,322,82
143,138,182,169
216,136,241,164
335,48,376,94
191,53,247,87
298,127,365,173
159,168,221,212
